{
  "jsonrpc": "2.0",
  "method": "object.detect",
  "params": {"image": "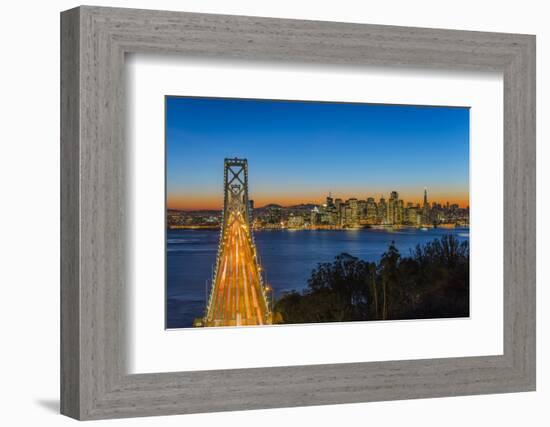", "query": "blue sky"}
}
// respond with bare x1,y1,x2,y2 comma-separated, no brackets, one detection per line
166,96,469,209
